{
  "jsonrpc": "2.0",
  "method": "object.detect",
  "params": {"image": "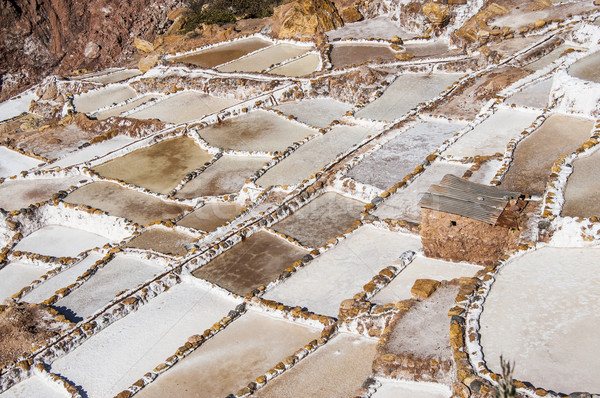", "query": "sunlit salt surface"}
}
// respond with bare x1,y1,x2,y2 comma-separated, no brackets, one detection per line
0,176,82,210
268,52,321,77
0,146,41,178
176,202,243,232
83,69,141,84
95,94,161,120
0,262,52,302
50,136,137,169
217,43,311,73
1,374,69,398
562,149,600,218
506,78,553,108
13,225,113,257
326,16,413,41
0,91,37,122
171,37,273,68
568,50,600,83
274,98,352,128
371,380,451,398
73,86,137,114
